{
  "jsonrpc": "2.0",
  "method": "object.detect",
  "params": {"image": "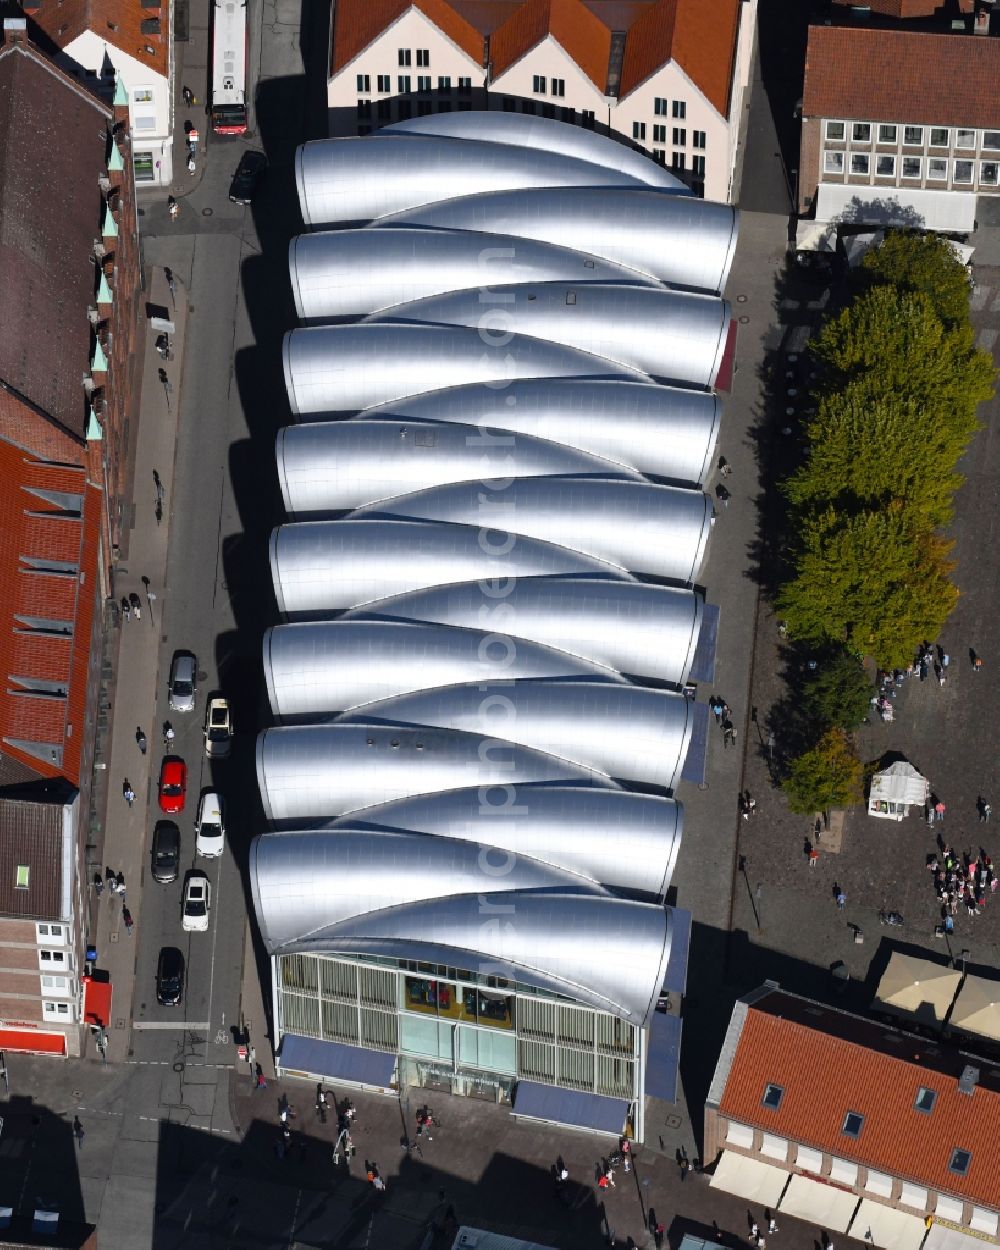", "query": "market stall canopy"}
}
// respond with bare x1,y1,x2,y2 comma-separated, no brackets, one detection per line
796,219,837,253
868,761,928,821
874,952,961,1025
949,974,1000,1043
